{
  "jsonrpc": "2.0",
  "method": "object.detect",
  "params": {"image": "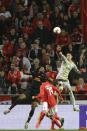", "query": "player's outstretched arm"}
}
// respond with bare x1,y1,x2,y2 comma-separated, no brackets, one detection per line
56,46,67,62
